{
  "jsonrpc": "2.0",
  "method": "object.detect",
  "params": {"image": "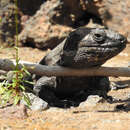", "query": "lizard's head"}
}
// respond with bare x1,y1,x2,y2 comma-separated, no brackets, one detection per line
59,27,127,67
